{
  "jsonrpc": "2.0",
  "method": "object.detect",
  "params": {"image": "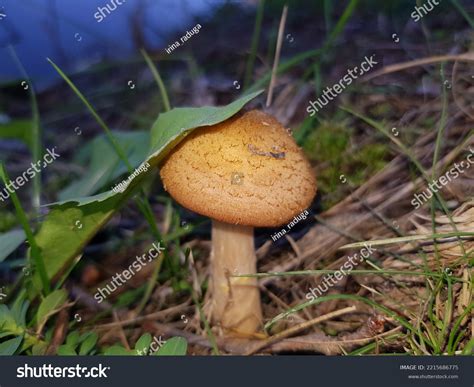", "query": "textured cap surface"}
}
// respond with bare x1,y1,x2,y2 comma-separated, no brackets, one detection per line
160,110,317,227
